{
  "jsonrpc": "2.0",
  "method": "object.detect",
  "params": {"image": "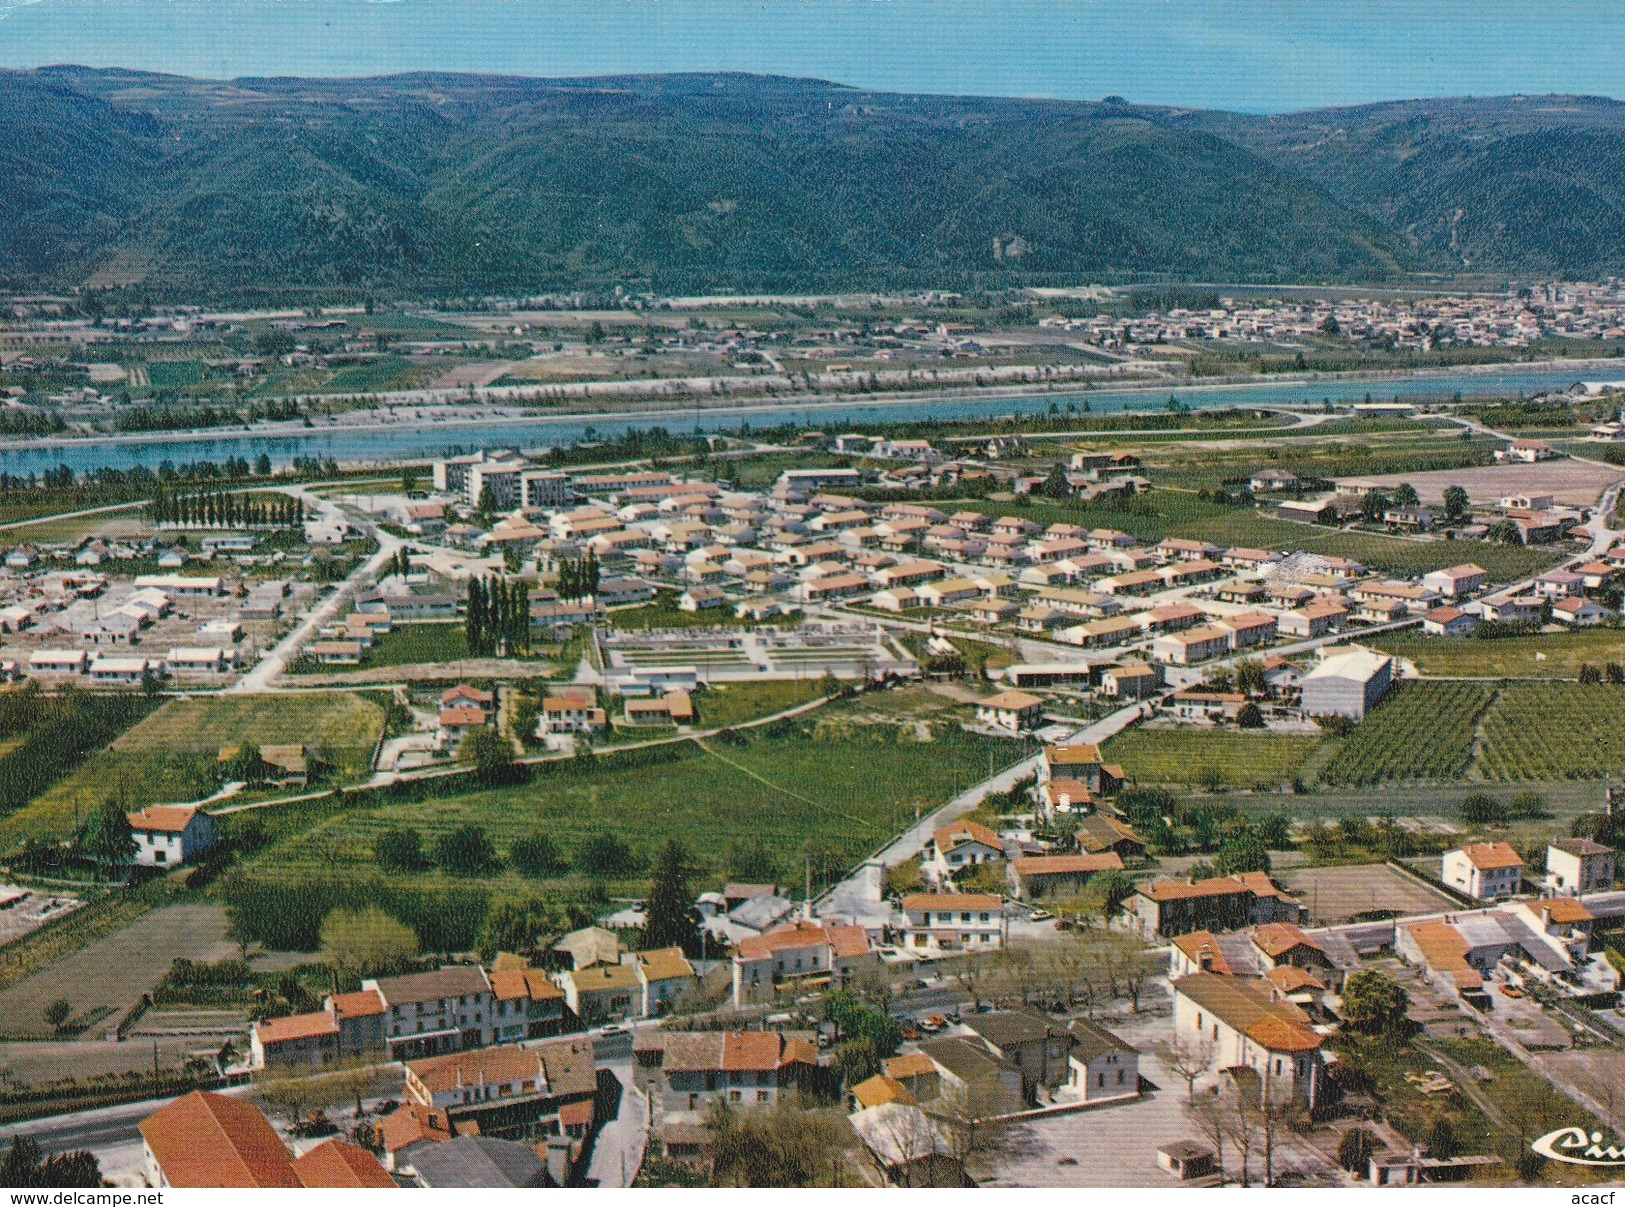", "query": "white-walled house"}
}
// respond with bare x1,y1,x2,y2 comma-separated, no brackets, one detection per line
1442,842,1524,900
1172,973,1323,1108
126,805,219,868
1545,838,1616,896
898,893,1003,952
1063,1018,1140,1103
